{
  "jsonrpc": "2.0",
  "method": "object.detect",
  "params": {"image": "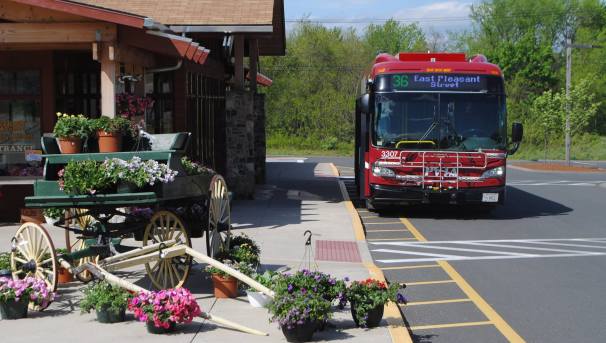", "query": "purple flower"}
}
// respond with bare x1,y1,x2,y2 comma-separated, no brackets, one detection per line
287,284,294,293
396,293,407,304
